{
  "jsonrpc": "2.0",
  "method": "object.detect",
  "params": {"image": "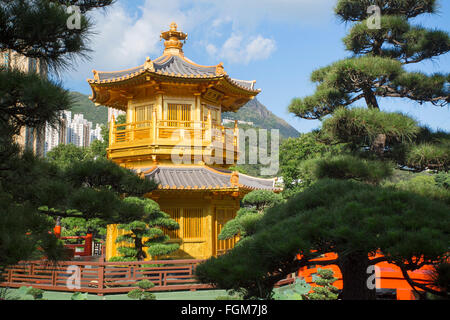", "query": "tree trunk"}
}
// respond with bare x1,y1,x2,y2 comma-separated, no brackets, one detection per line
363,88,379,110
370,133,387,157
135,237,145,261
338,253,377,300
363,88,386,156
